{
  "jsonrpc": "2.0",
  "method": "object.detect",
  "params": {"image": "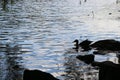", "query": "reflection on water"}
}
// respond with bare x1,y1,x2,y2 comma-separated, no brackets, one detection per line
63,51,98,80
0,43,24,80
0,0,120,80
63,54,81,80
0,0,20,11
1,0,8,11
5,56,23,80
